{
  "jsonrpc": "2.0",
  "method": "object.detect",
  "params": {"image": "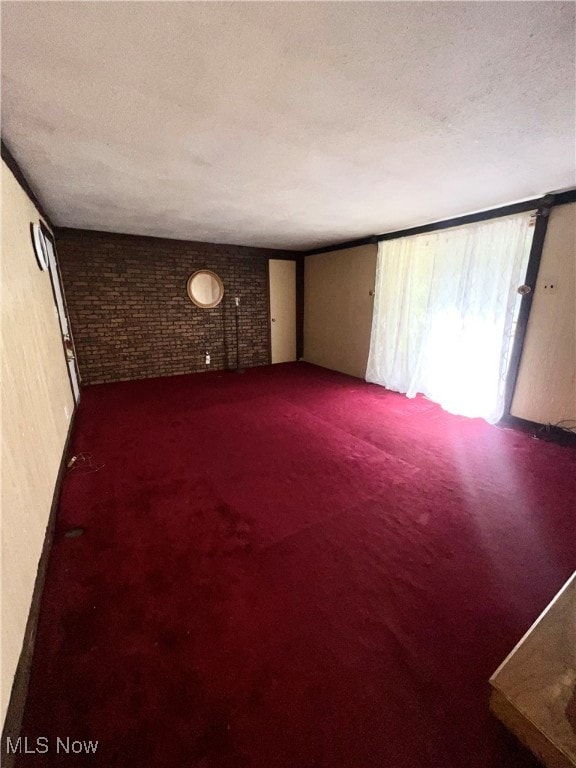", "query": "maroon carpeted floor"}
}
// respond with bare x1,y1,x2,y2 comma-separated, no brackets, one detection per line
17,363,576,767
